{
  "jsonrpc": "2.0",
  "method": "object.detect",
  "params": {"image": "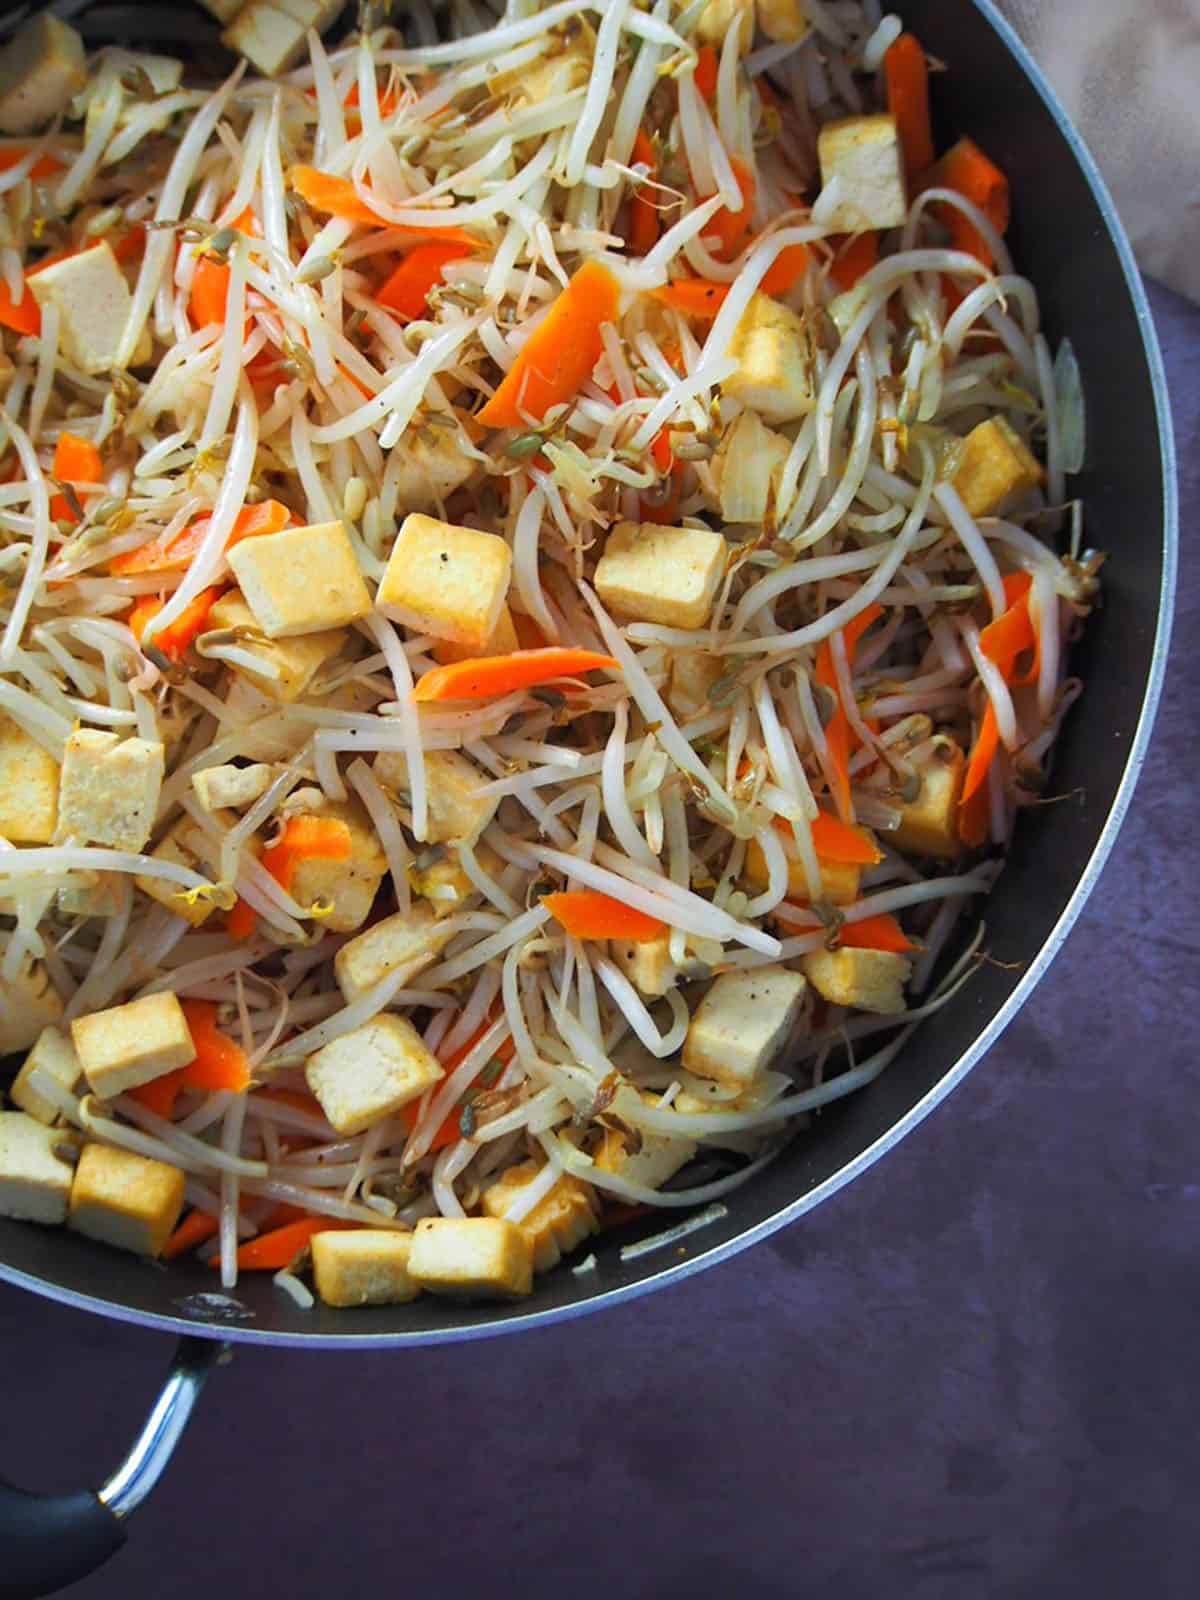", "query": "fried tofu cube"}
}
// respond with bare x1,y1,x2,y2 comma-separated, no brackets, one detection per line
721,292,814,424
374,748,498,847
610,932,677,999
950,416,1045,518
0,1113,75,1223
56,871,125,920
802,946,910,1014
377,513,512,648
697,0,755,47
389,420,481,516
481,1160,599,1273
134,814,234,929
191,762,274,814
205,593,345,702
410,845,488,915
595,521,727,630
892,739,966,859
305,1013,444,1135
407,1216,534,1299
71,991,197,1100
431,603,519,666
10,1027,81,1125
227,521,371,639
54,728,164,852
312,1229,422,1307
68,1143,185,1257
222,5,308,78
756,0,811,44
594,1101,697,1190
286,793,387,931
0,715,59,842
667,653,726,719
712,409,792,524
817,114,908,233
0,15,85,135
743,836,862,906
333,904,457,1002
29,243,137,376
683,966,807,1089
0,960,64,1056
